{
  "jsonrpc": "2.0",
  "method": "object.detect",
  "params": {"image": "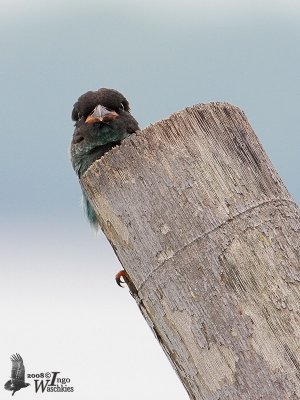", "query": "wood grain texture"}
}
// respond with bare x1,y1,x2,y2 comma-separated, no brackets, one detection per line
81,103,300,399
